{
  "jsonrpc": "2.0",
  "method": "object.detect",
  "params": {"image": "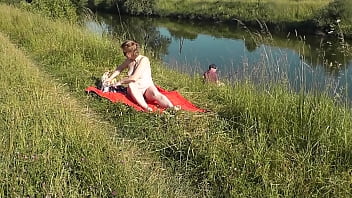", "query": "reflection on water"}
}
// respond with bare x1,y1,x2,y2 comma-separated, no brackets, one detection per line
85,13,352,102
